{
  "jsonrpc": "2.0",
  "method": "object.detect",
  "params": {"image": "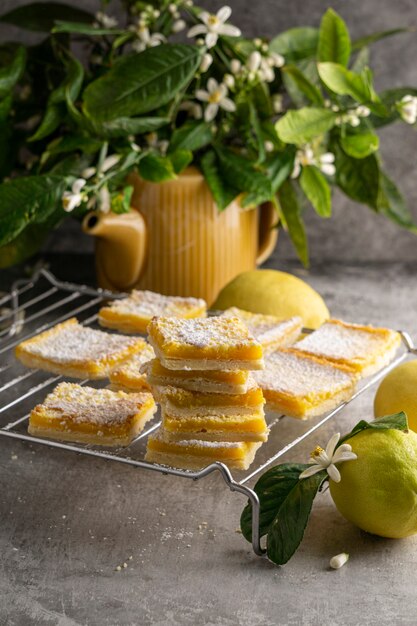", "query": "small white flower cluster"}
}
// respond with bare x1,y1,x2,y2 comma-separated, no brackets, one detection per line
61,154,121,214
398,95,417,125
187,6,241,49
196,78,236,122
291,145,336,179
299,433,357,483
332,104,371,127
94,11,118,29
229,49,285,85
